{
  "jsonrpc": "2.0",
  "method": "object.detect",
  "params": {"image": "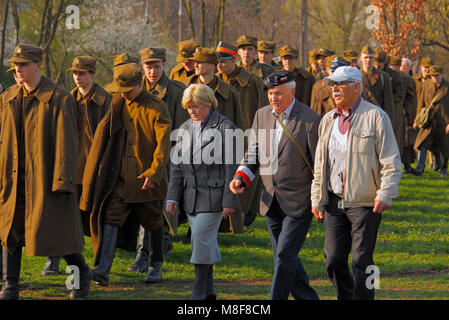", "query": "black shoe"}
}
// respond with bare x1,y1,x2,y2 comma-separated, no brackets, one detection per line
127,253,148,273
0,247,22,300
69,268,93,299
41,257,60,275
410,167,423,176
403,166,412,174
243,211,257,226
440,168,447,177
